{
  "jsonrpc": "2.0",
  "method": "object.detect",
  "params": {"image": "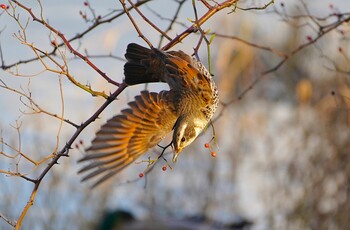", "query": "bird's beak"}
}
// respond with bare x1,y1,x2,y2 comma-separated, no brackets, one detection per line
172,152,179,163
172,148,181,163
